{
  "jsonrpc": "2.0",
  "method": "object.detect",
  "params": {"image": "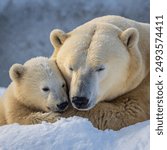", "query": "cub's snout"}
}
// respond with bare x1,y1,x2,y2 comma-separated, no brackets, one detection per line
57,101,69,111
47,101,69,112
